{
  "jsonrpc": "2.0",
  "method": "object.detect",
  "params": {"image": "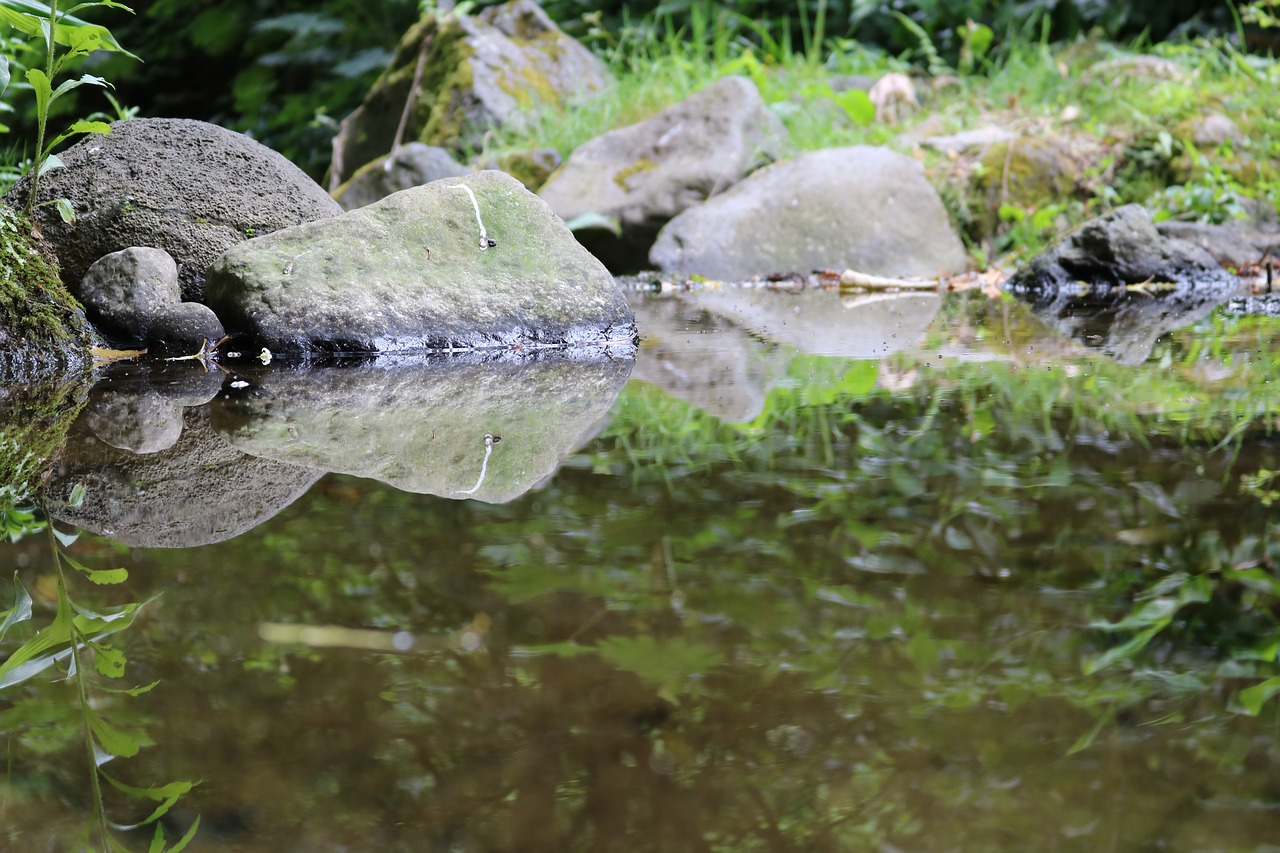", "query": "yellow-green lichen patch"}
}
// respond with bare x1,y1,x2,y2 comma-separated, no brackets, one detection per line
613,158,658,192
